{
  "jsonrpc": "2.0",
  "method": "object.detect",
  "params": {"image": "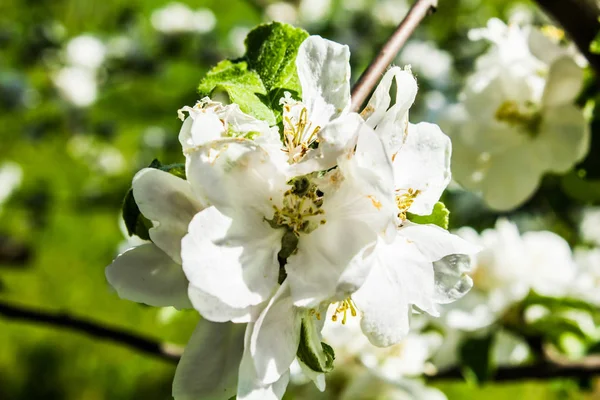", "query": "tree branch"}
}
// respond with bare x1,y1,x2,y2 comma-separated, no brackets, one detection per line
535,0,600,74
431,360,600,382
0,300,181,364
3,299,600,382
350,0,439,112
